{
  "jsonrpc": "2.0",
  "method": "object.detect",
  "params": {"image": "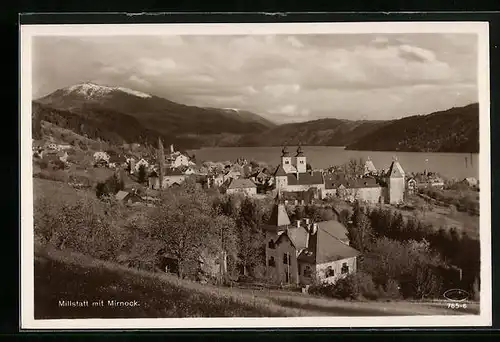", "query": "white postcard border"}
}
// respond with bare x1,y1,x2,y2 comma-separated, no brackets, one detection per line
20,21,492,330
